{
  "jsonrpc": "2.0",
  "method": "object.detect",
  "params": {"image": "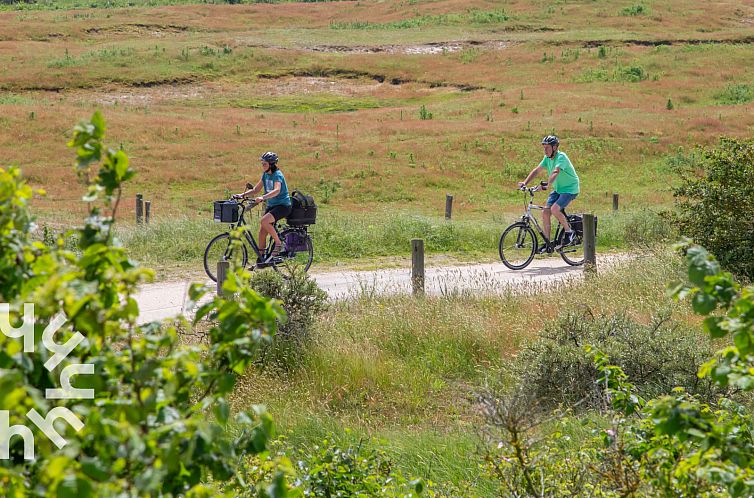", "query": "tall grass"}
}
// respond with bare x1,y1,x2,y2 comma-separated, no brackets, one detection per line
230,248,692,495
115,208,674,276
